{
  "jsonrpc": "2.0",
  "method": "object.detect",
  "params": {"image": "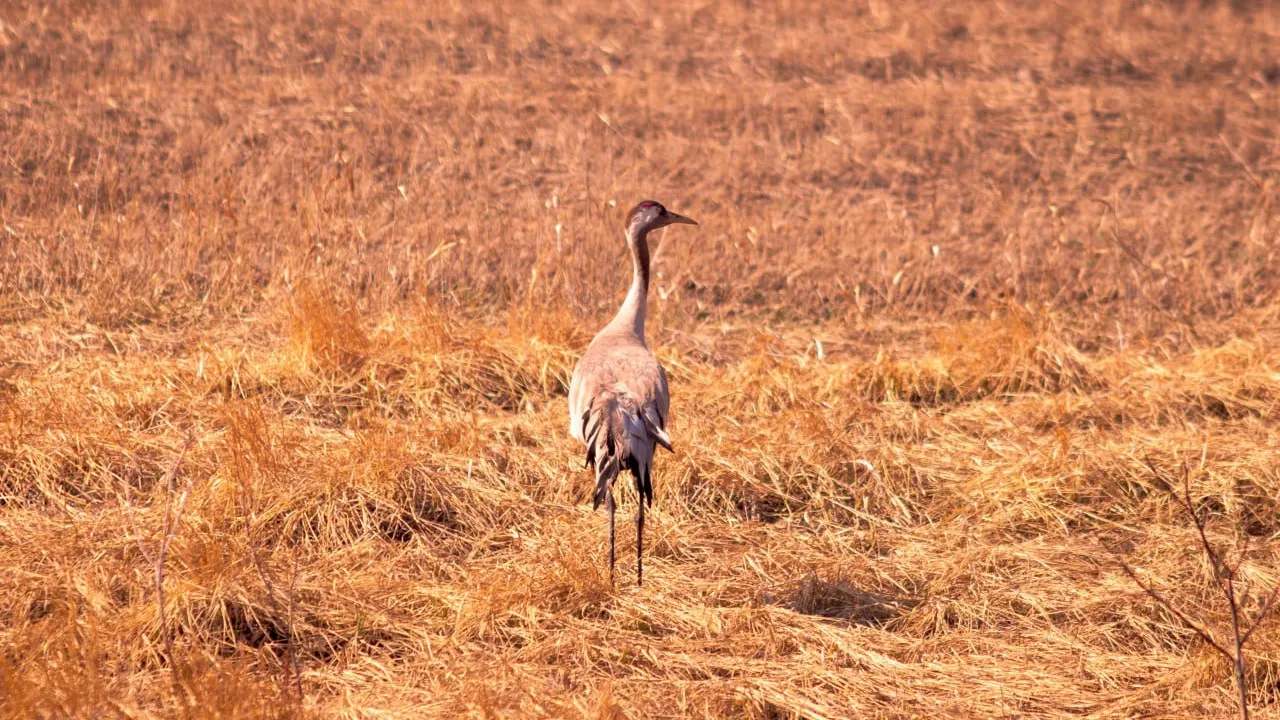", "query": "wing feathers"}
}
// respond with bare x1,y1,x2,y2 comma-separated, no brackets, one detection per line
642,410,673,452
581,389,667,507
